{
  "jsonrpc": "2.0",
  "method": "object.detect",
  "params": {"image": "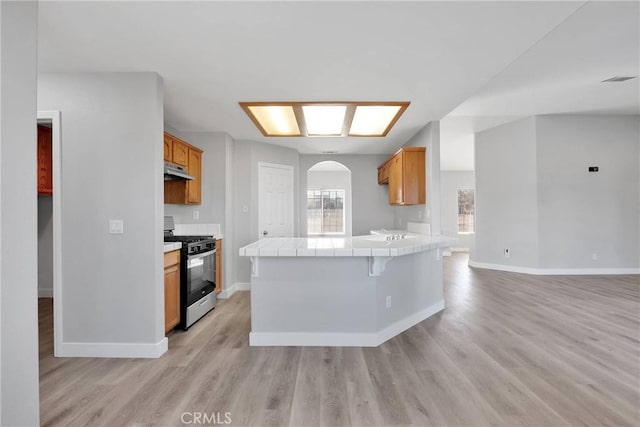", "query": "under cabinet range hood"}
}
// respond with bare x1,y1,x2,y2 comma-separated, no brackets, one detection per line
164,161,194,181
